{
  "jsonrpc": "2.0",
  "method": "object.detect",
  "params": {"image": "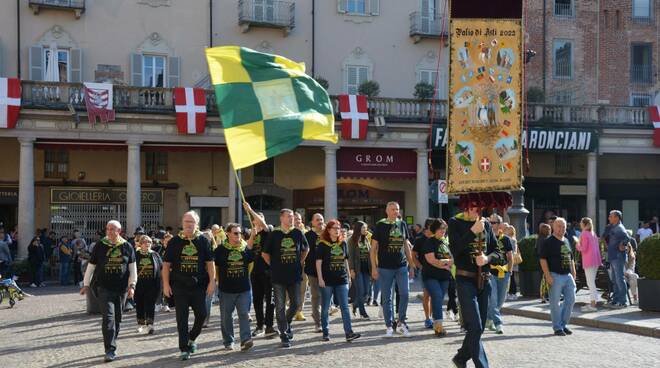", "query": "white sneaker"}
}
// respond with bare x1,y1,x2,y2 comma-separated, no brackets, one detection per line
329,306,339,316
30,283,37,288
581,305,598,313
161,305,171,313
147,324,155,334
401,323,412,338
447,311,456,321
384,327,394,338
137,326,144,333
78,281,83,288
